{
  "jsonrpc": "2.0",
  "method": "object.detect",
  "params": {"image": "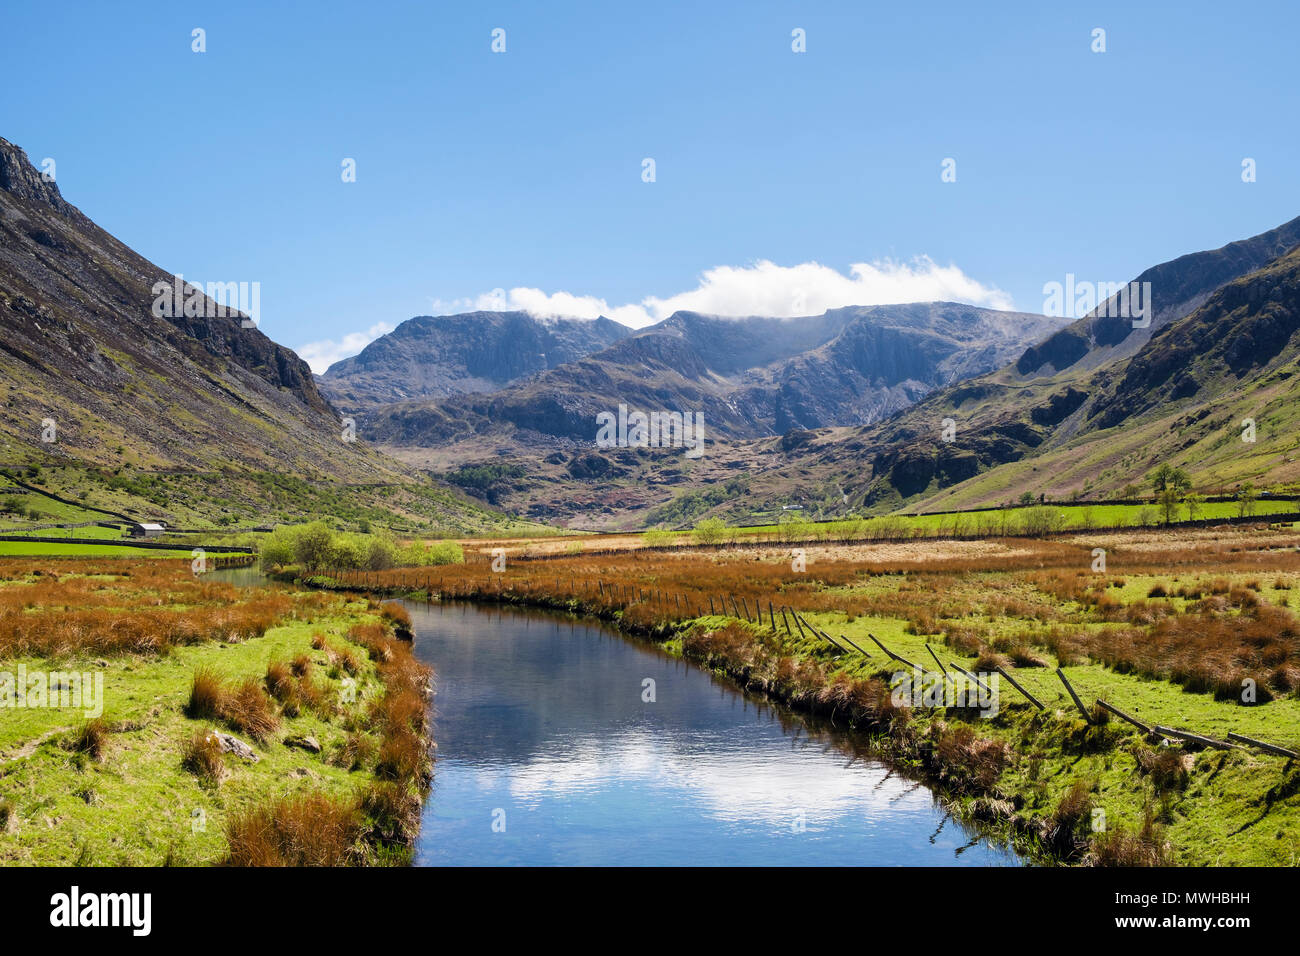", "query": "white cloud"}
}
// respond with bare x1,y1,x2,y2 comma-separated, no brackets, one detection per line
306,257,1012,372
437,257,1013,328
298,321,394,374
